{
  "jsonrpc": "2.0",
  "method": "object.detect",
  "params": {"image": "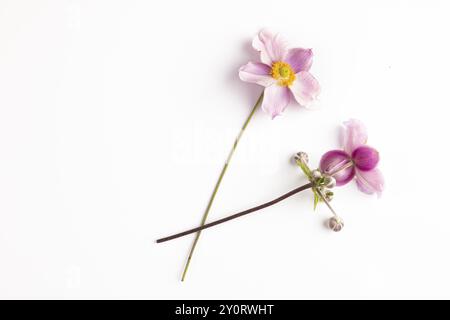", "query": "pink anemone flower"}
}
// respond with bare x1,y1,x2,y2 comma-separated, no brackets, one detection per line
319,119,384,197
239,29,320,119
